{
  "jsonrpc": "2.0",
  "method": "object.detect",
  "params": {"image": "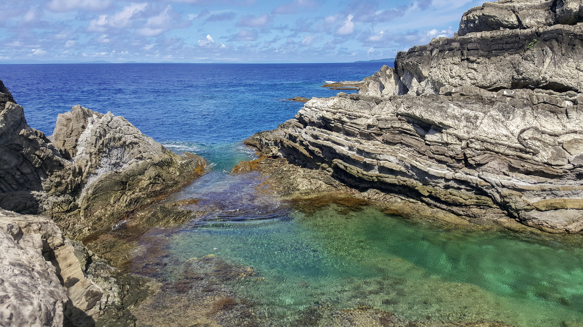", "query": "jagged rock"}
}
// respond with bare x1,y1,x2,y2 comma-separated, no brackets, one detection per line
360,65,400,97
0,101,67,214
0,208,155,327
358,0,583,98
0,93,205,238
0,79,15,109
248,0,583,234
44,105,206,238
0,209,101,326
